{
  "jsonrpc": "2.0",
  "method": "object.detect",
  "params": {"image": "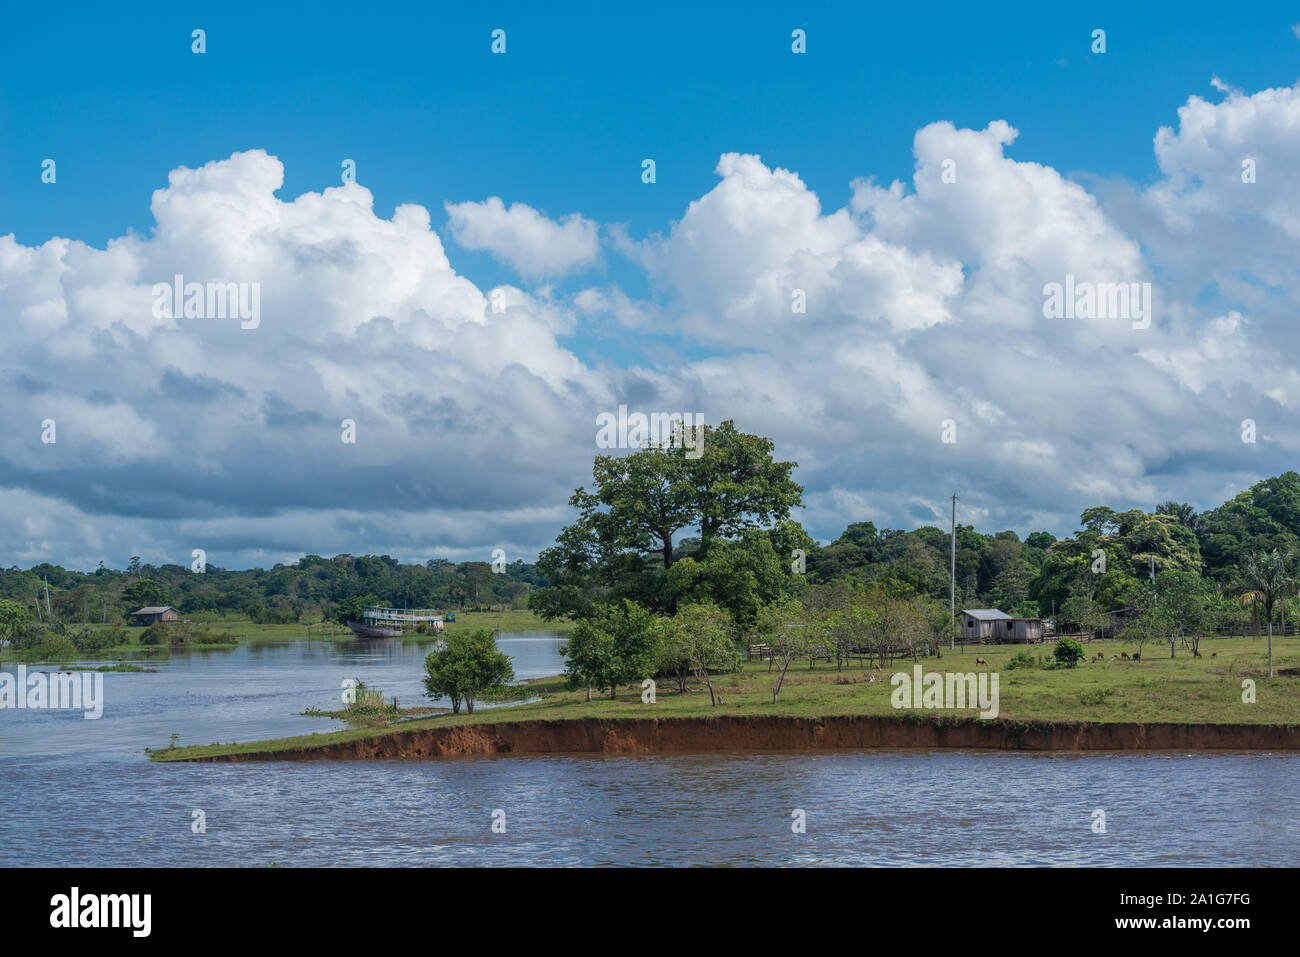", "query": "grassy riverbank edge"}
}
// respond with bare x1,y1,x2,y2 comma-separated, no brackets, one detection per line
152,712,1300,762
151,635,1300,762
